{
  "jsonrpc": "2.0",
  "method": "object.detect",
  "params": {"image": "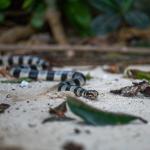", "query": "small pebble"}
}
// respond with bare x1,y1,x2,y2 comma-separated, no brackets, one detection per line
85,130,91,134
74,128,81,134
28,123,36,128
6,94,11,98
19,80,30,88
